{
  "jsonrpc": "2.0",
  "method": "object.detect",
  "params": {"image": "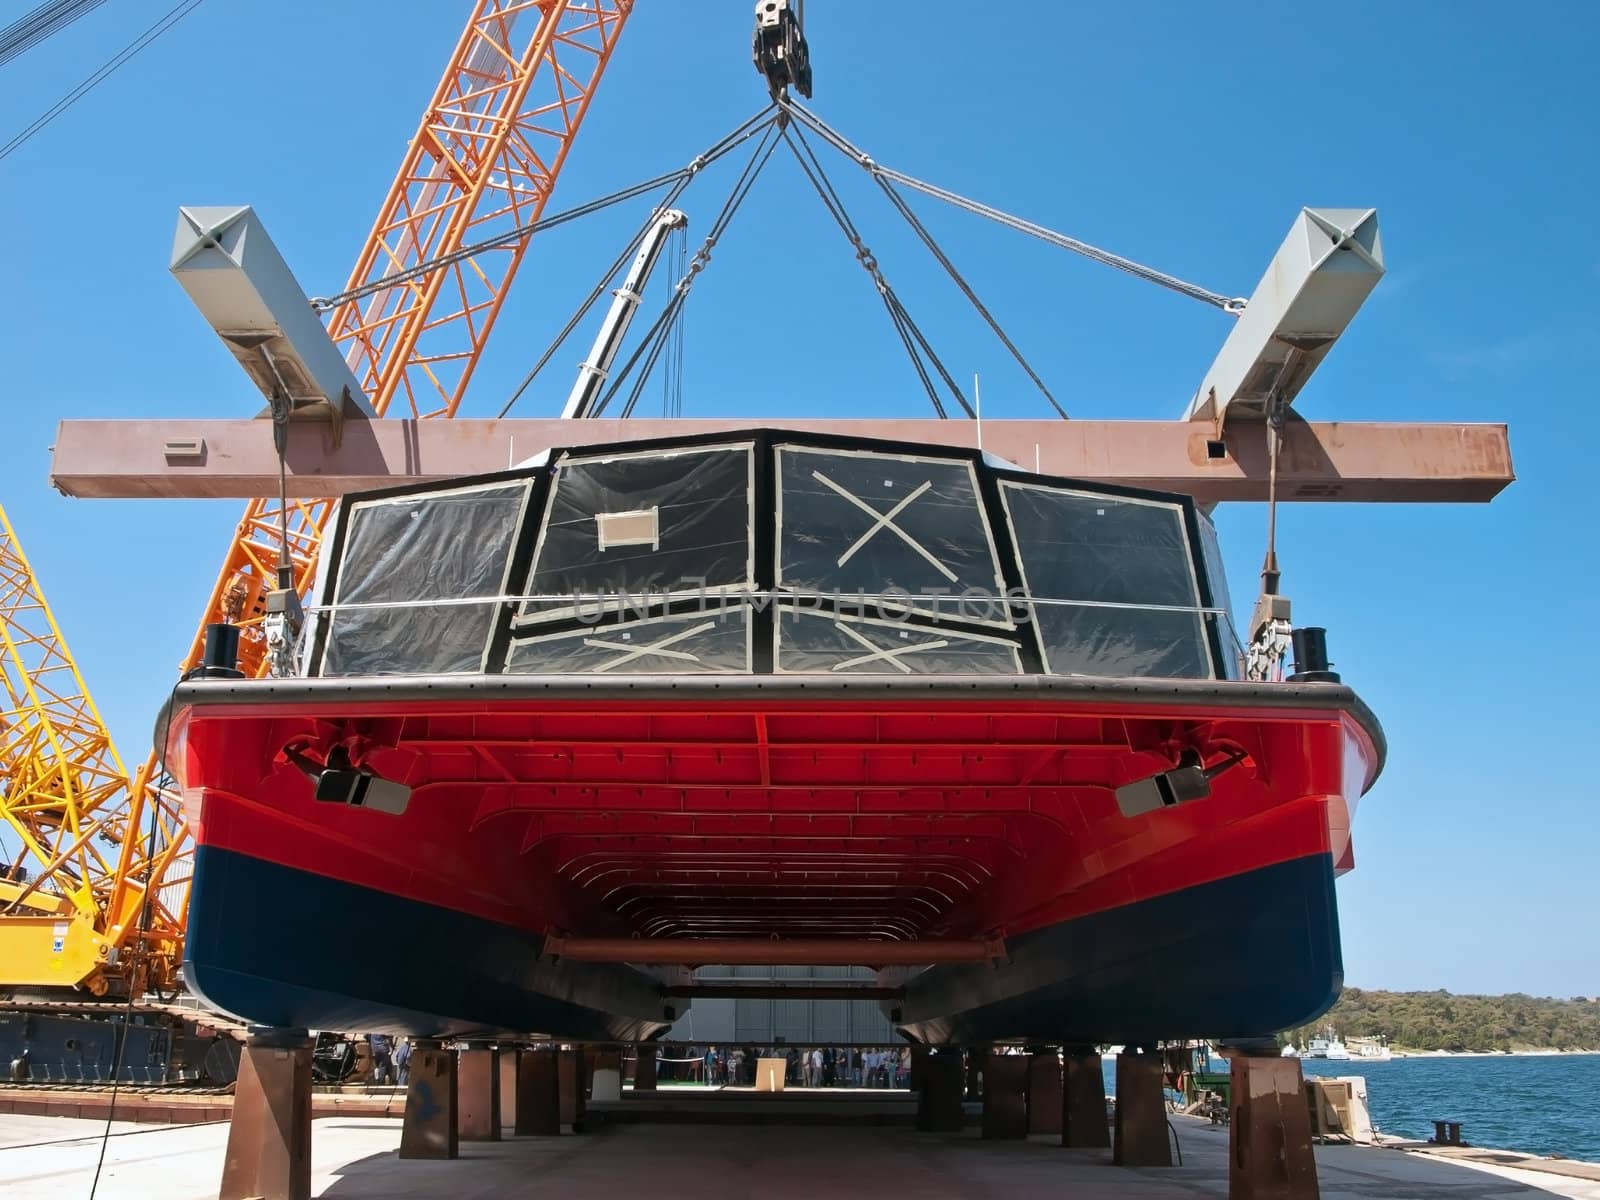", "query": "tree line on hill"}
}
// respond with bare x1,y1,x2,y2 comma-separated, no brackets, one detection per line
1280,988,1600,1053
